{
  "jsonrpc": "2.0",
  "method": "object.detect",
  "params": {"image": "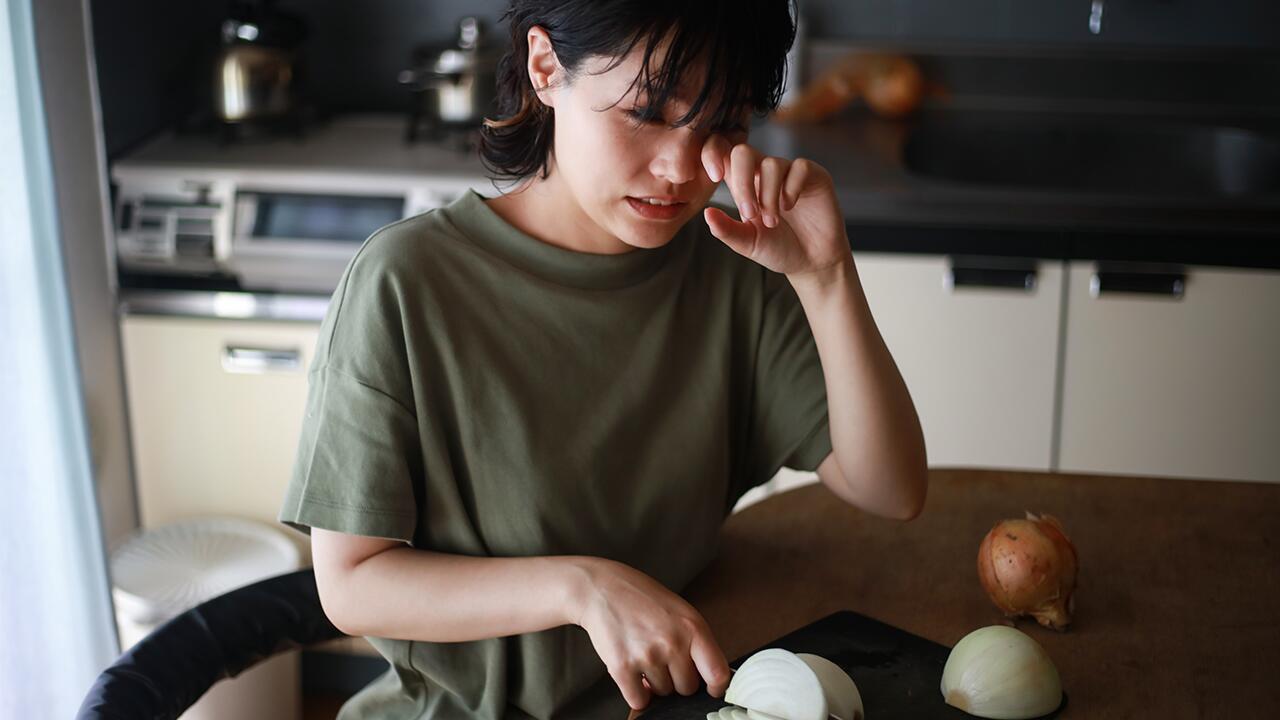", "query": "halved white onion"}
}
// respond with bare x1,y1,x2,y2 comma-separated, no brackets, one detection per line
707,707,752,720
724,648,828,720
941,626,1062,719
797,653,864,720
